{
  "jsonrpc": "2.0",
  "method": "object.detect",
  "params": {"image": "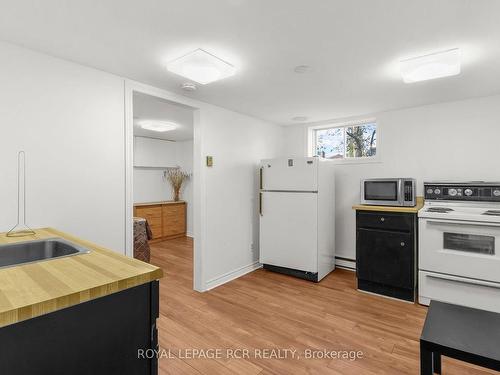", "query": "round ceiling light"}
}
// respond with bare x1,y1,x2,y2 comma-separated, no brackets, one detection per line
294,65,311,74
181,82,197,91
